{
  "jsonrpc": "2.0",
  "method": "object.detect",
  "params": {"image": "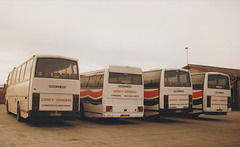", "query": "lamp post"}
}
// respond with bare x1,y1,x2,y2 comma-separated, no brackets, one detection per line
185,47,188,68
